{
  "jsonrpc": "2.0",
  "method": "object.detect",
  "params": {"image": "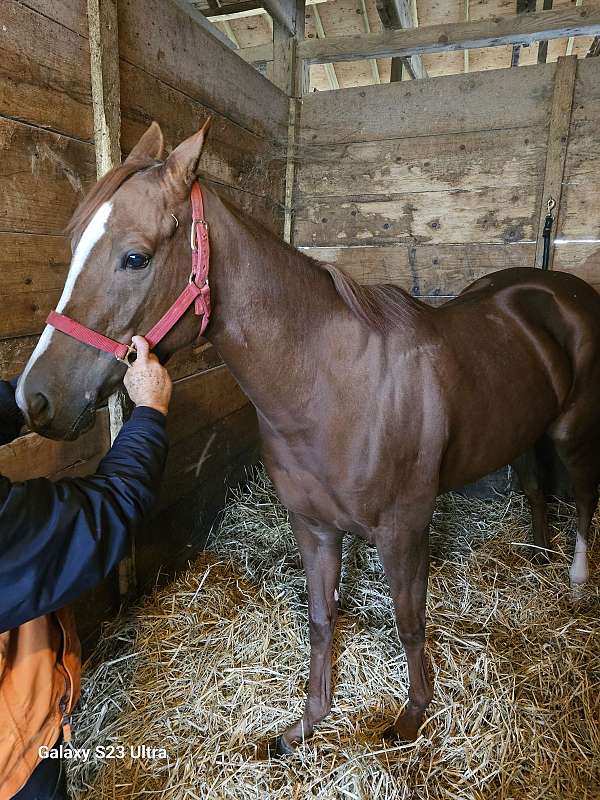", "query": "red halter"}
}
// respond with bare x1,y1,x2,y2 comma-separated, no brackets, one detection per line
46,182,211,366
